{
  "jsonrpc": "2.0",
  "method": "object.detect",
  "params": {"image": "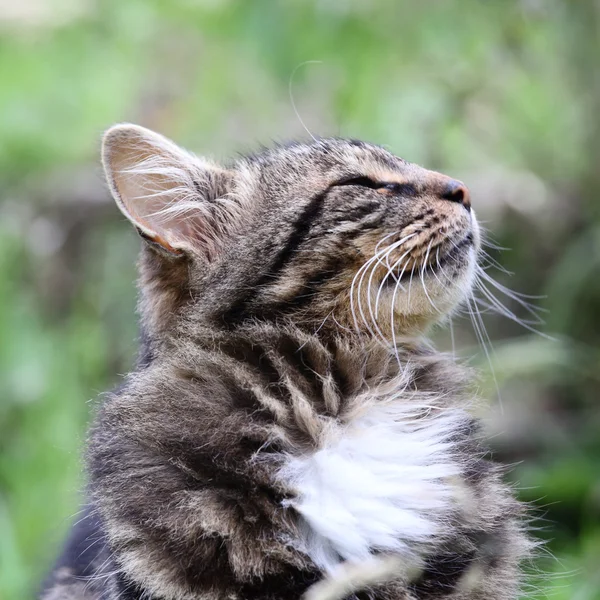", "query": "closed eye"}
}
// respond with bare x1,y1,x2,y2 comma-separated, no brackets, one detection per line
334,176,417,197
334,176,384,189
